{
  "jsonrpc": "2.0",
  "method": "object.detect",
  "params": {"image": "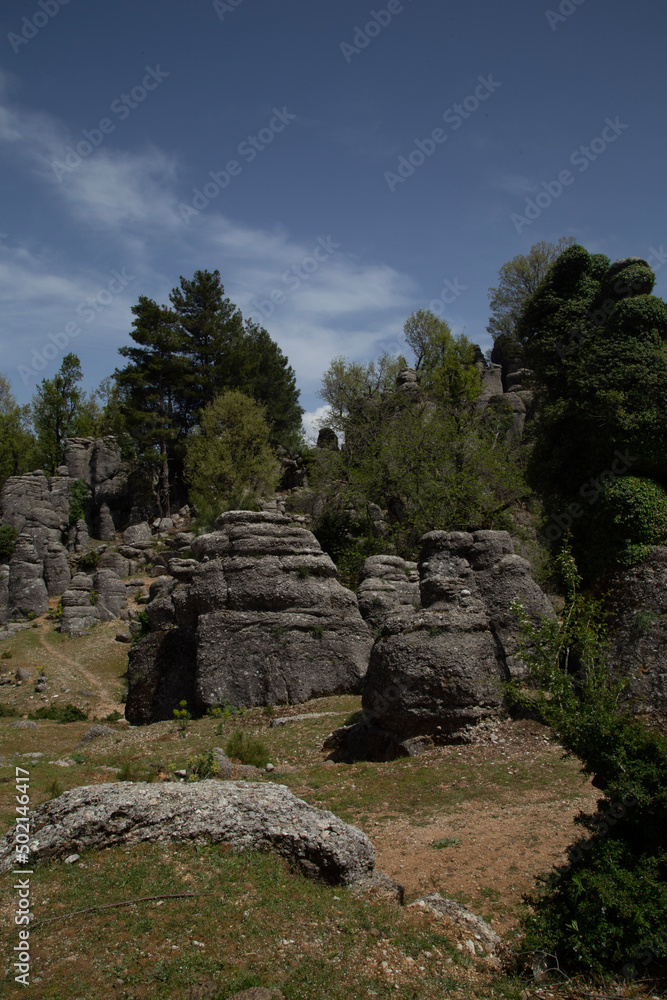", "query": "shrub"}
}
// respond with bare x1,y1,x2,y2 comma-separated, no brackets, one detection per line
1,649,12,659
0,703,19,717
225,730,270,769
78,548,100,571
102,710,122,723
173,699,191,733
29,703,88,723
0,525,18,562
187,749,220,780
68,478,90,526
510,545,667,978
